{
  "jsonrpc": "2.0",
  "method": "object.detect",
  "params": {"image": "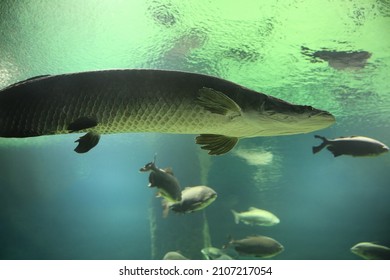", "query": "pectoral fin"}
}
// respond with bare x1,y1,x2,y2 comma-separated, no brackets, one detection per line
74,131,100,153
196,134,239,155
68,116,98,132
197,87,242,119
